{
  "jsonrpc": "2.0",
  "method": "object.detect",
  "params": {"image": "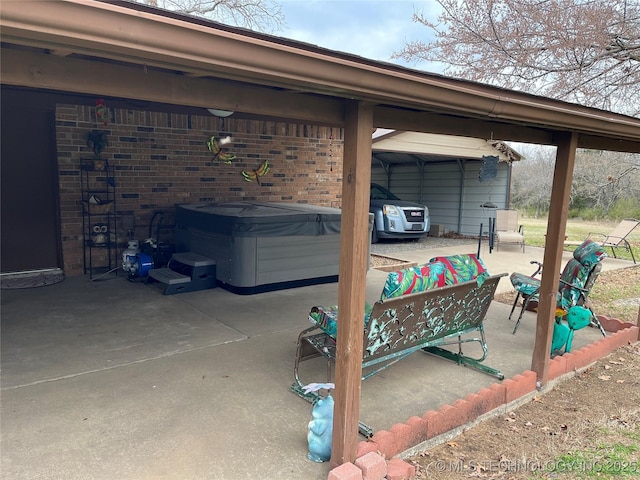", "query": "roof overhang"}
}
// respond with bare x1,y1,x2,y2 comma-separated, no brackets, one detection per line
1,0,639,152
372,130,523,164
